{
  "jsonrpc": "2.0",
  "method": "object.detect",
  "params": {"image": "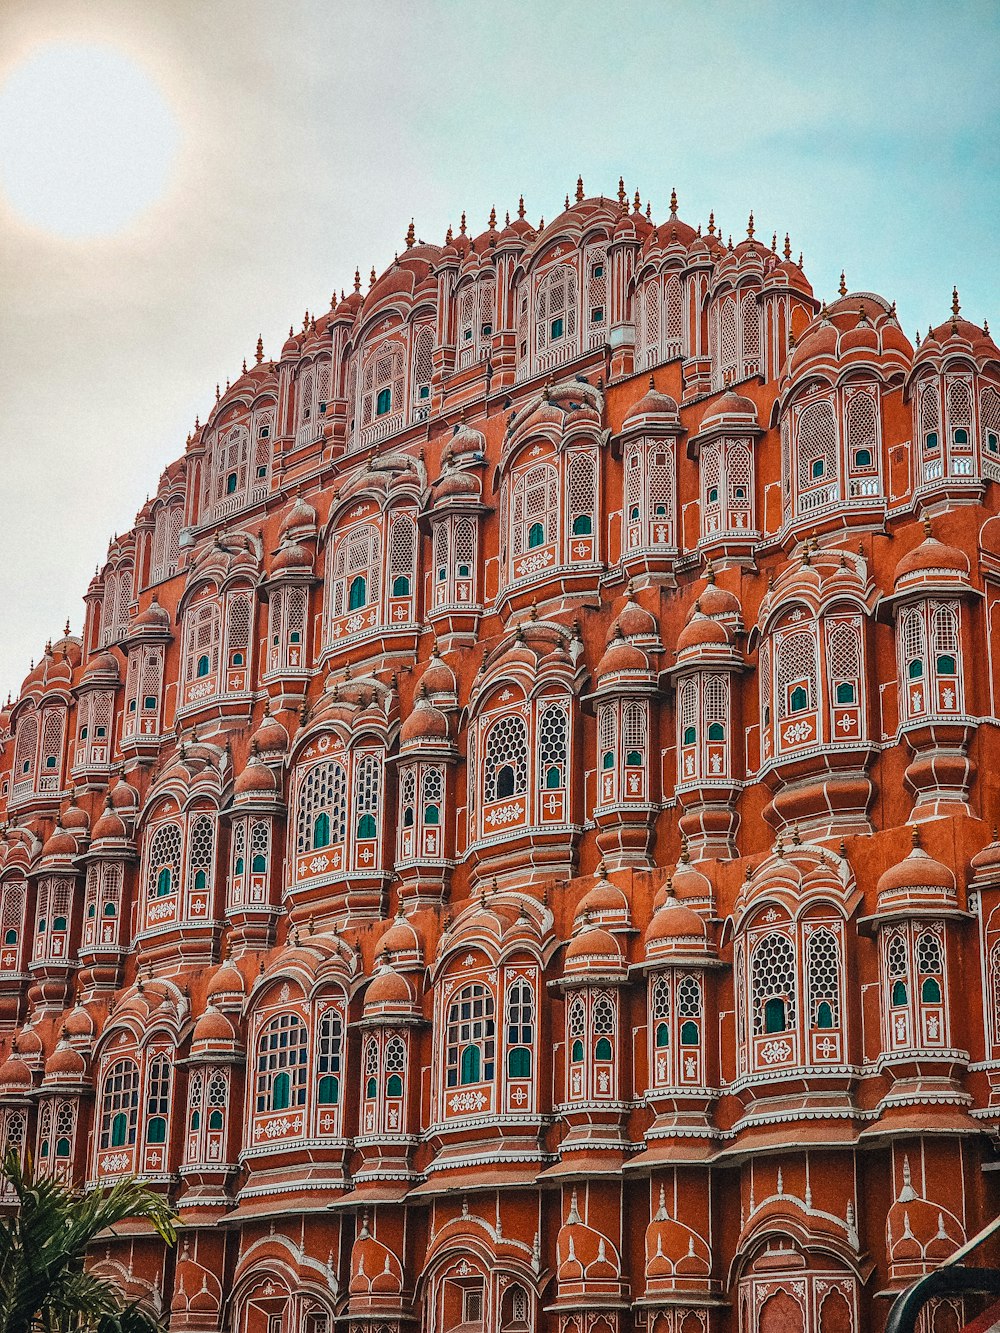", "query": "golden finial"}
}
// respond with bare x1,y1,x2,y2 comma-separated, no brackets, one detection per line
747,211,755,238
215,384,220,402
707,210,715,235
839,271,847,297
564,193,570,210
952,286,961,319
369,267,376,287
353,267,361,293
629,189,639,213
459,211,467,234
783,233,791,260
445,223,453,244
64,618,70,636
504,210,510,226
911,825,920,849
922,513,932,538
649,374,655,389
405,218,415,248
727,234,734,252
488,204,497,229
517,194,525,219
617,176,626,206
255,335,264,365
858,303,869,325
576,175,584,203
302,309,309,330
670,186,678,216
645,200,651,220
